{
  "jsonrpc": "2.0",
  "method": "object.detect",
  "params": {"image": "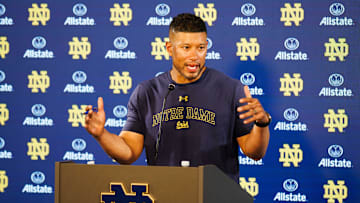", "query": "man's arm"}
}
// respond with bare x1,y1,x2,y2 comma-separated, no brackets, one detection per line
236,86,270,160
237,126,269,160
84,97,144,164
